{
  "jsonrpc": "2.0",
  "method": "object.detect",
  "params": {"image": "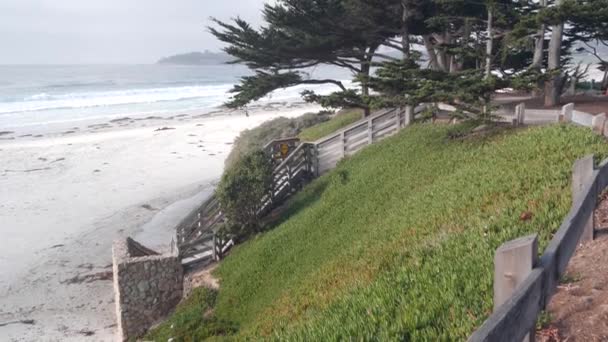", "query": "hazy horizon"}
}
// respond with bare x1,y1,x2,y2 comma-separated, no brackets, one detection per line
0,0,267,65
